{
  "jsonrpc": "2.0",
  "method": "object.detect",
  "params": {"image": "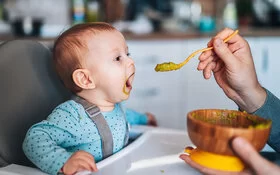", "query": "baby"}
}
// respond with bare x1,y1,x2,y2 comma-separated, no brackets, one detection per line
22,22,156,175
